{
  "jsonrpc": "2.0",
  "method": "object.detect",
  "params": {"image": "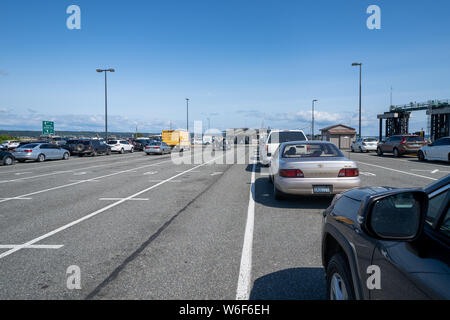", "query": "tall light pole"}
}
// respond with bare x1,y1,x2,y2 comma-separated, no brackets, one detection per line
312,99,318,140
186,98,190,132
96,68,115,141
352,62,362,138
